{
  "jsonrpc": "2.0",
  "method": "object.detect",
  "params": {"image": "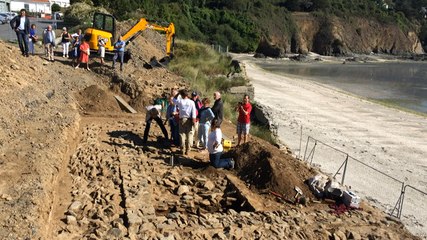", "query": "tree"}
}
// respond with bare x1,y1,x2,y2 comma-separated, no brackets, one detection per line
51,3,61,12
